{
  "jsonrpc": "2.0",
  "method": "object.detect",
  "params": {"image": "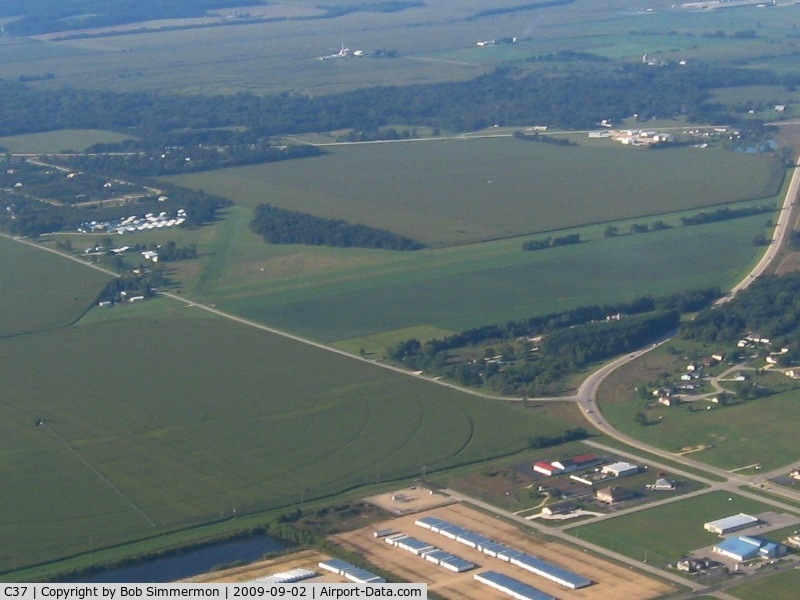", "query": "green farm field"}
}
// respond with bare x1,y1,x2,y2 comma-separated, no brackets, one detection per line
0,235,112,338
196,213,775,344
569,492,794,567
0,294,580,572
0,129,136,153
165,138,783,248
0,1,797,99
728,565,800,600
